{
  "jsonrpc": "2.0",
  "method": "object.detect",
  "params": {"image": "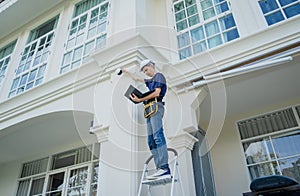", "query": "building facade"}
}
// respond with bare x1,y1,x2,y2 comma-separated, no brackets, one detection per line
0,0,299,195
